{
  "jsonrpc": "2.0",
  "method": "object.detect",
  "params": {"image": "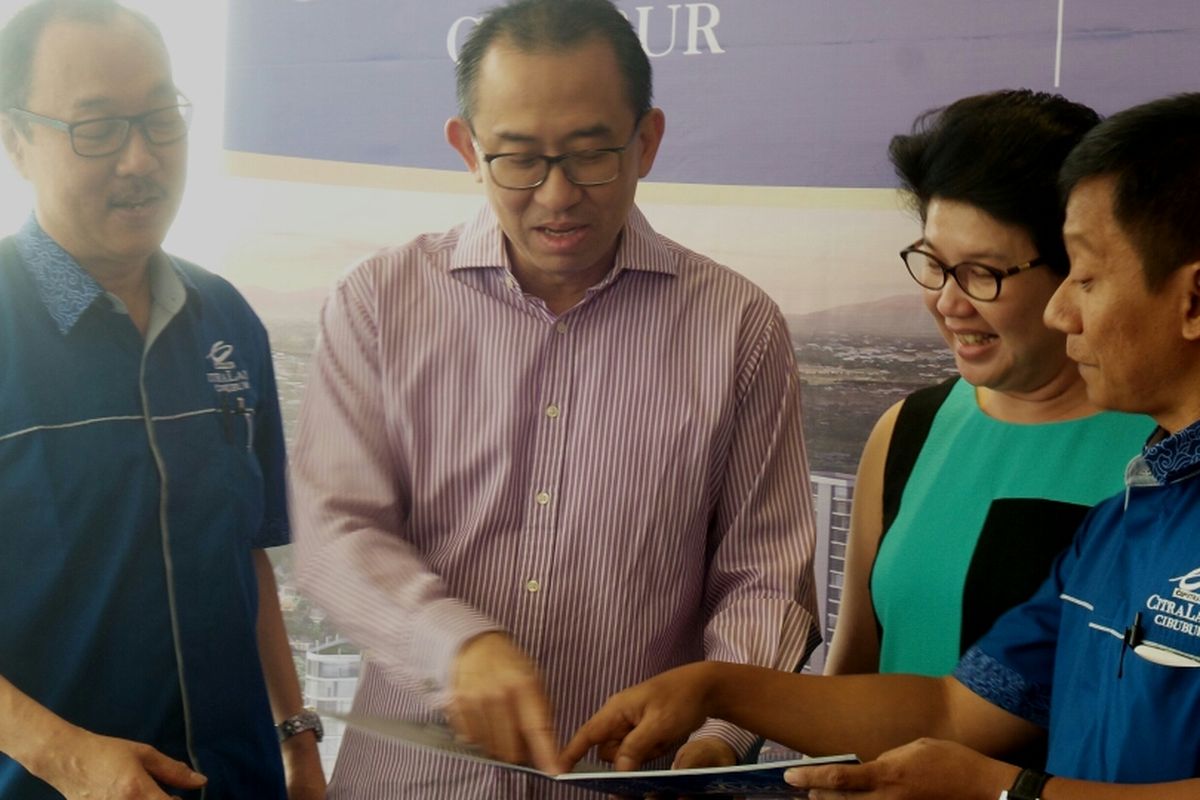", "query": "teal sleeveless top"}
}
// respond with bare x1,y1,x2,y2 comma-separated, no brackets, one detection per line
870,377,1153,676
